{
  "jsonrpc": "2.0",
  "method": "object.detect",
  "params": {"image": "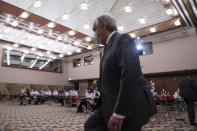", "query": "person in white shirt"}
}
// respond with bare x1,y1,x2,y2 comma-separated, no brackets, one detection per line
30,89,34,96
53,89,59,96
